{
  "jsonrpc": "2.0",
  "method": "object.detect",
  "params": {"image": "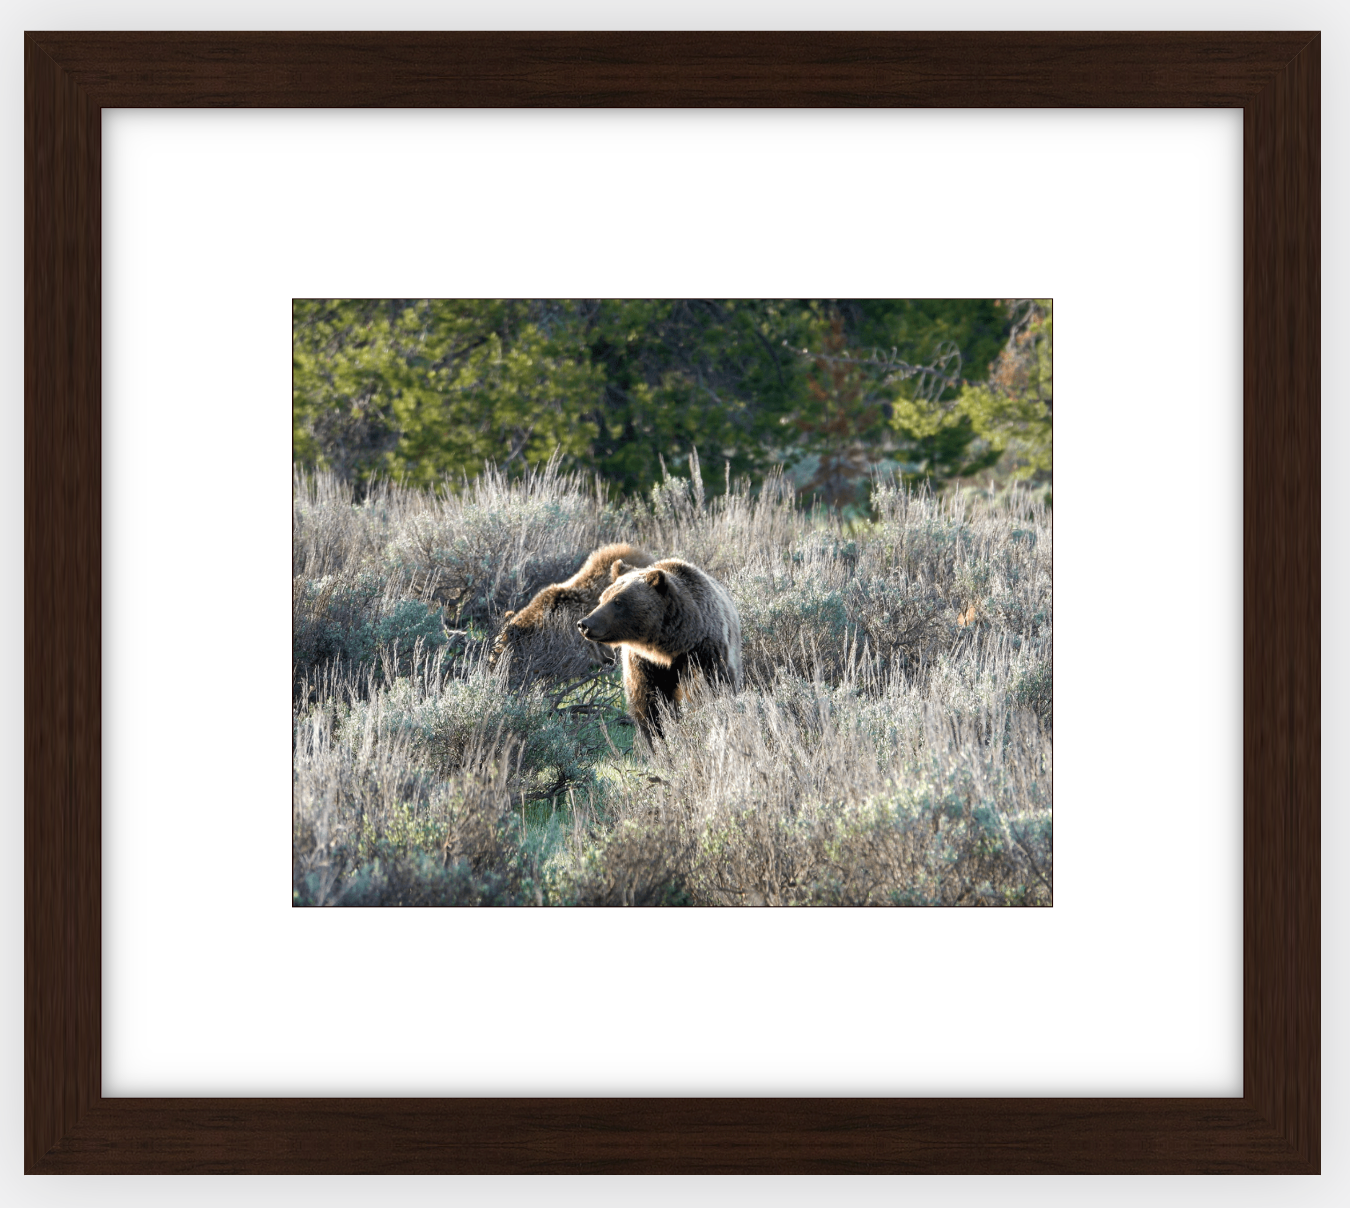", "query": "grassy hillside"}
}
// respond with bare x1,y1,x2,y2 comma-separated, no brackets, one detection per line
292,457,1052,906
